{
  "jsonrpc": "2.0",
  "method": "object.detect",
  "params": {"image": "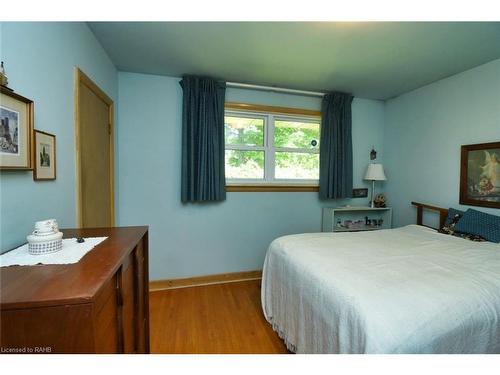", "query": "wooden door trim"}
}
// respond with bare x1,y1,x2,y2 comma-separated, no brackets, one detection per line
74,67,115,227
